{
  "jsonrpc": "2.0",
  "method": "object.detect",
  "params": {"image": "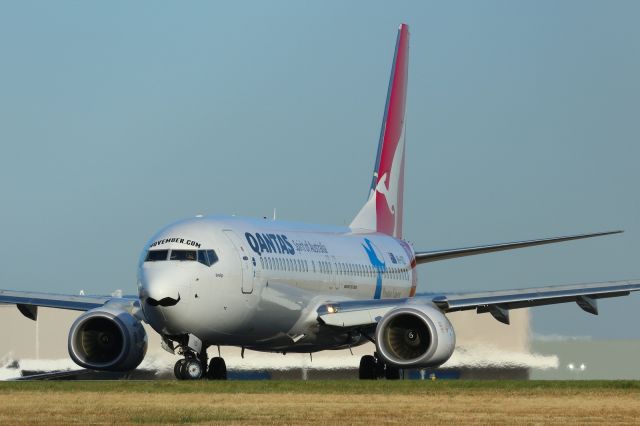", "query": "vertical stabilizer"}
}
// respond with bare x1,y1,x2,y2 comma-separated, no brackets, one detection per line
350,24,409,238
